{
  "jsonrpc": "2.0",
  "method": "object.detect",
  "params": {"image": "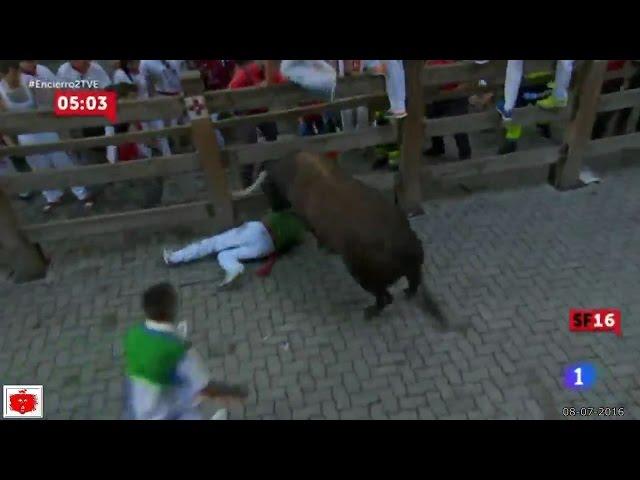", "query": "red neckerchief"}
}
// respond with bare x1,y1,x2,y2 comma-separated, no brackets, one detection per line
256,253,278,277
